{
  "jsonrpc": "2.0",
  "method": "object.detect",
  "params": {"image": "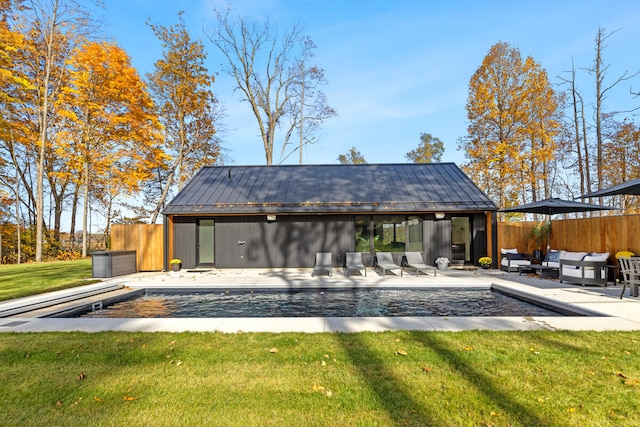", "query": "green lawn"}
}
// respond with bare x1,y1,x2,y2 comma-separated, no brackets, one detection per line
1,330,639,426
0,259,97,301
2,262,640,425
